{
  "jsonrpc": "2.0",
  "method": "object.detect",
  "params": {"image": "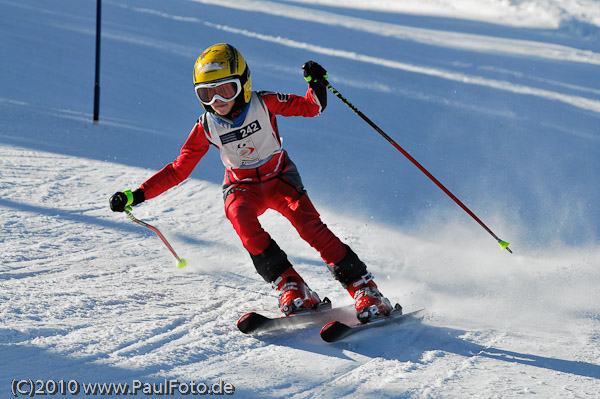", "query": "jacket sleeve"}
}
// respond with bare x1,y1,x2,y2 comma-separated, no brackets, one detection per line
139,122,210,200
260,86,324,117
